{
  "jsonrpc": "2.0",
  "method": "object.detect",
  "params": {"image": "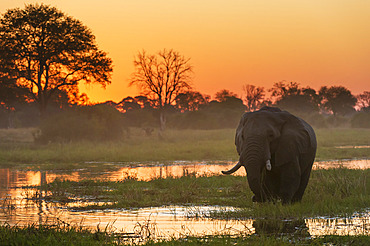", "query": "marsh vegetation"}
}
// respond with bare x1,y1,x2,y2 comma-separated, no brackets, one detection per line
0,3,369,245
0,128,369,167
0,127,369,243
0,223,369,246
36,168,369,218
